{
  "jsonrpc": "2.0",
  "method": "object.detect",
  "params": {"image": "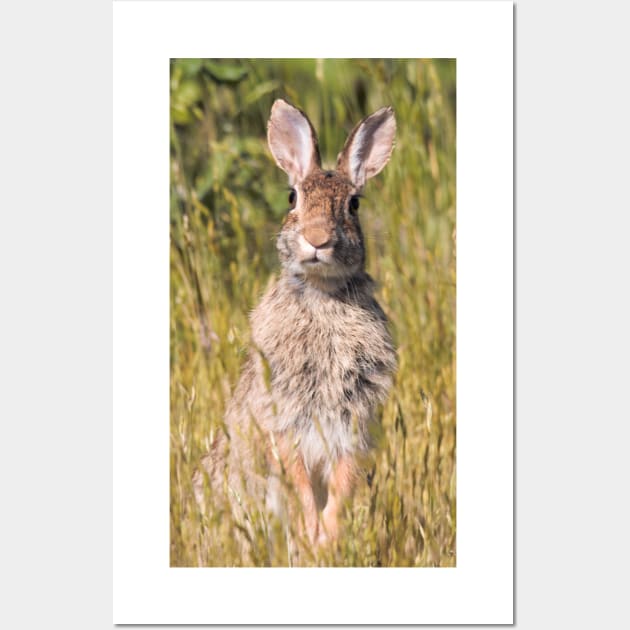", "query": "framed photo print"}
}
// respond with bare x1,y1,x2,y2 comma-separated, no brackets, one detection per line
114,0,513,623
